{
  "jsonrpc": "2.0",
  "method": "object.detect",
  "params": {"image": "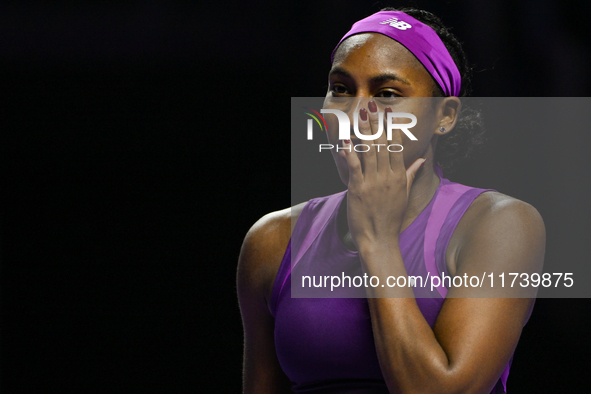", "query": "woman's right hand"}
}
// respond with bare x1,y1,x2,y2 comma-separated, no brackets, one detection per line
342,102,426,253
